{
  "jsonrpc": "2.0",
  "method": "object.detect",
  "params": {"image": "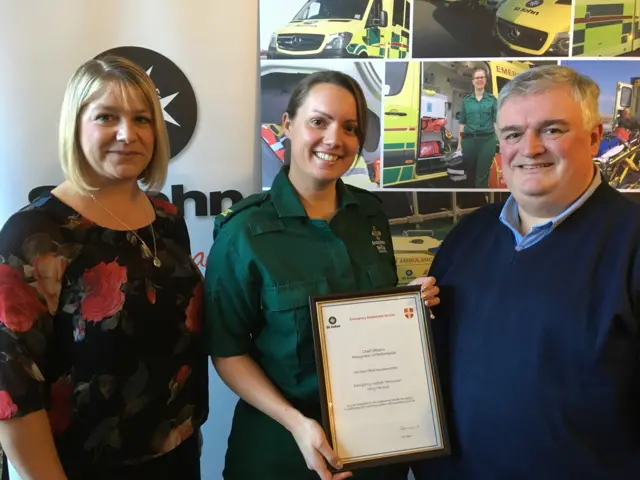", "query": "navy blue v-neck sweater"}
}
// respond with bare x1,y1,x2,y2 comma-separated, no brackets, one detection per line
414,183,640,479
